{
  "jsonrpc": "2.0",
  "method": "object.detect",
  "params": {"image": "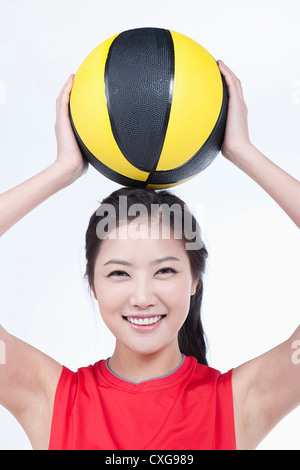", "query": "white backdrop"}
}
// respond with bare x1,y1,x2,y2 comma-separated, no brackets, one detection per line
0,0,299,450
